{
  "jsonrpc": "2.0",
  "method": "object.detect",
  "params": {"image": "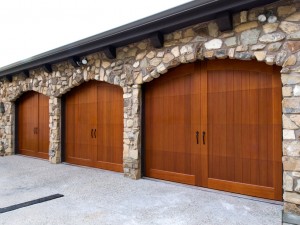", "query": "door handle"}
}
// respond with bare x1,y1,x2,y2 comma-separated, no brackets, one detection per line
94,129,96,138
202,131,206,145
196,131,199,144
91,129,94,138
